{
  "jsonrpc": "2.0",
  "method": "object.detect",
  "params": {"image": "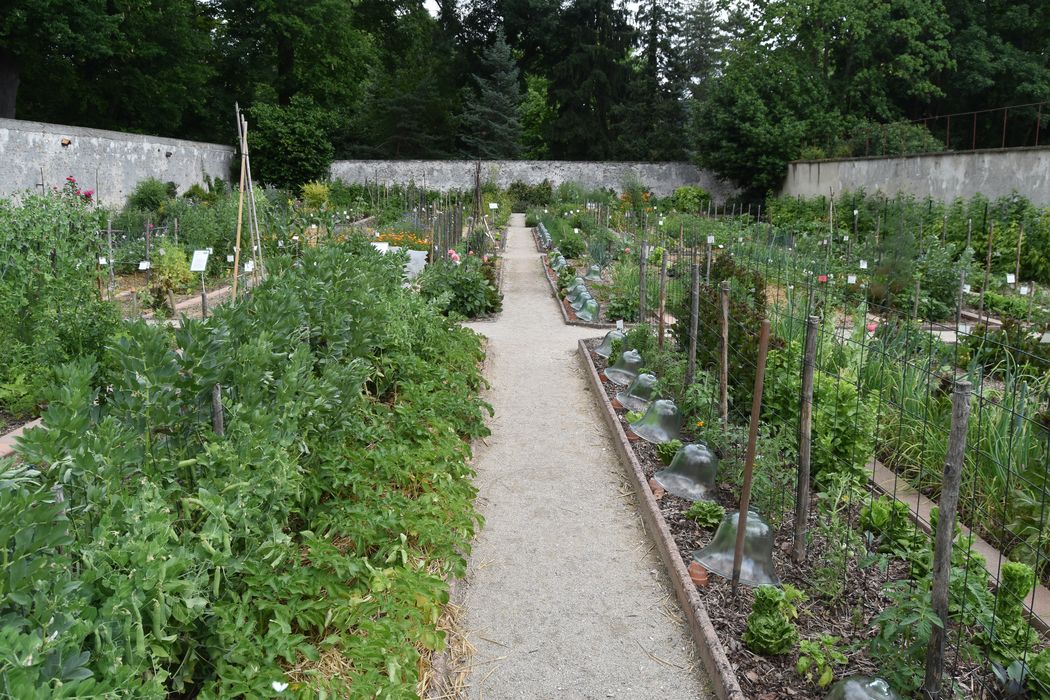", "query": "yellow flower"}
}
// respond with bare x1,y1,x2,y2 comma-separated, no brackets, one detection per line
696,420,705,427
